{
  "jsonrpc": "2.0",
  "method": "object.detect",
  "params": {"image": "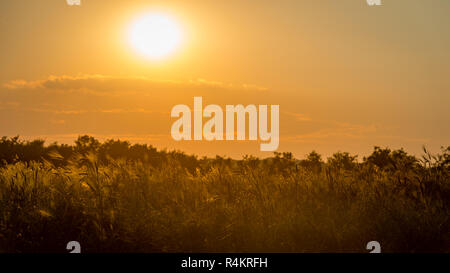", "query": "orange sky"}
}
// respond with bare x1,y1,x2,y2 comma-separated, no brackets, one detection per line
0,0,449,158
